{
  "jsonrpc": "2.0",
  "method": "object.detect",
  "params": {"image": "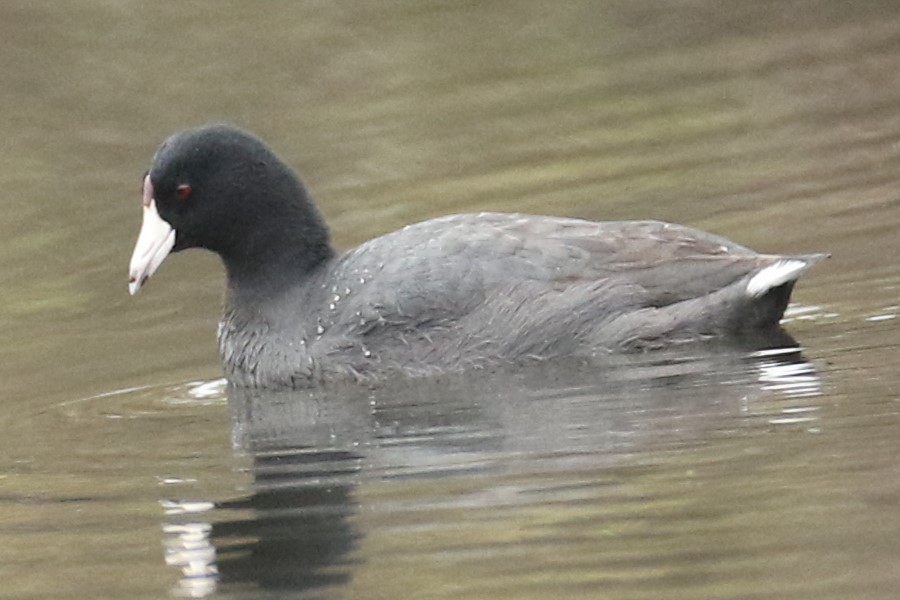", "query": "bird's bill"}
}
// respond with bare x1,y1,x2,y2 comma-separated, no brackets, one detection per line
128,176,175,295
